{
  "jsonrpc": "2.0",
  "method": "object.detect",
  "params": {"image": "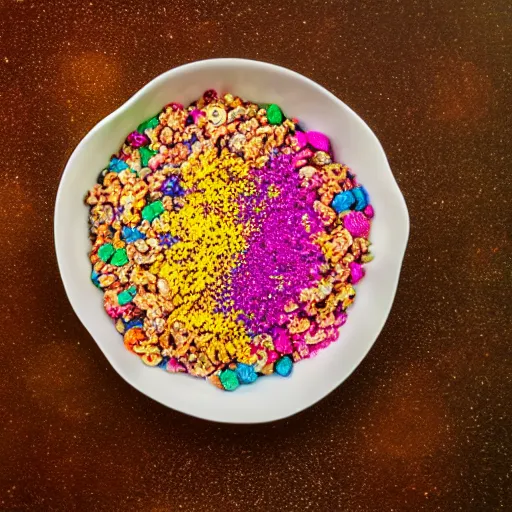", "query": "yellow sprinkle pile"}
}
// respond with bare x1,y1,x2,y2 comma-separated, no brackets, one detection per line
149,149,257,365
